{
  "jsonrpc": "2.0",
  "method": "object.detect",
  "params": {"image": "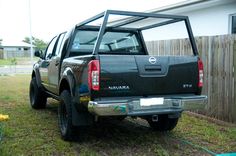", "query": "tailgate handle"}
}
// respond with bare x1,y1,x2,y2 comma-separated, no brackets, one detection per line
145,65,162,72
